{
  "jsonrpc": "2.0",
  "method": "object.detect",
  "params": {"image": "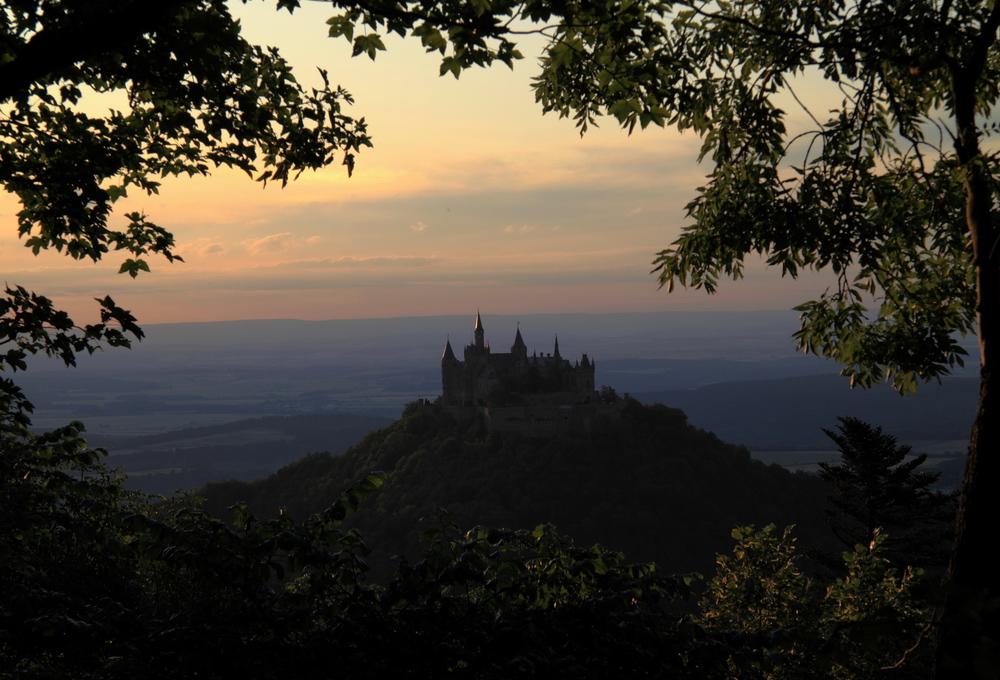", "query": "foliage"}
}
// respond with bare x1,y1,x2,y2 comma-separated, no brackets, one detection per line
0,416,936,679
0,439,383,679
702,525,813,633
701,525,932,680
0,0,371,421
821,535,931,679
485,381,523,407
2,427,724,679
534,0,986,393
117,474,384,680
378,514,721,679
818,417,956,569
599,384,619,402
0,424,141,677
